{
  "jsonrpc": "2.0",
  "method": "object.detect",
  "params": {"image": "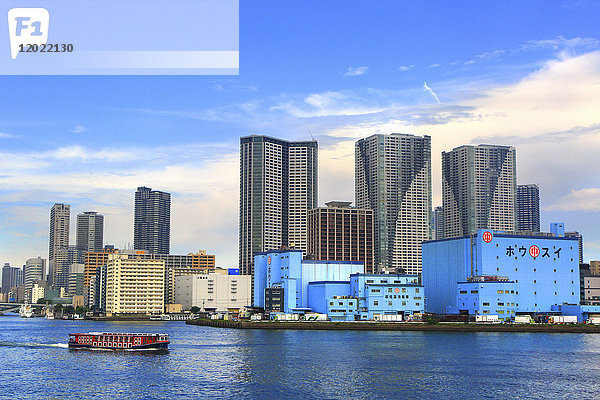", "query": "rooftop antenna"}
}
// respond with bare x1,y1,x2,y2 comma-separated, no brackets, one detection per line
308,129,315,141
